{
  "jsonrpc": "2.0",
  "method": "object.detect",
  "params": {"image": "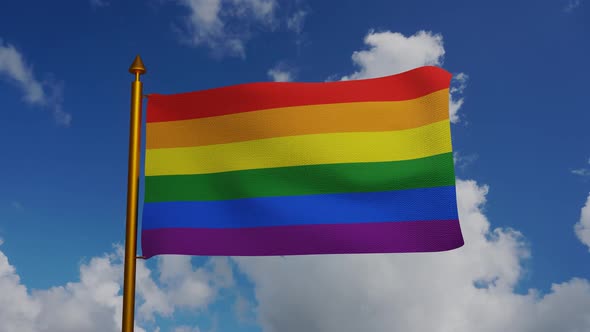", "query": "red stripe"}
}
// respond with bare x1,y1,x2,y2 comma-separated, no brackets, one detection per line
146,66,452,123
